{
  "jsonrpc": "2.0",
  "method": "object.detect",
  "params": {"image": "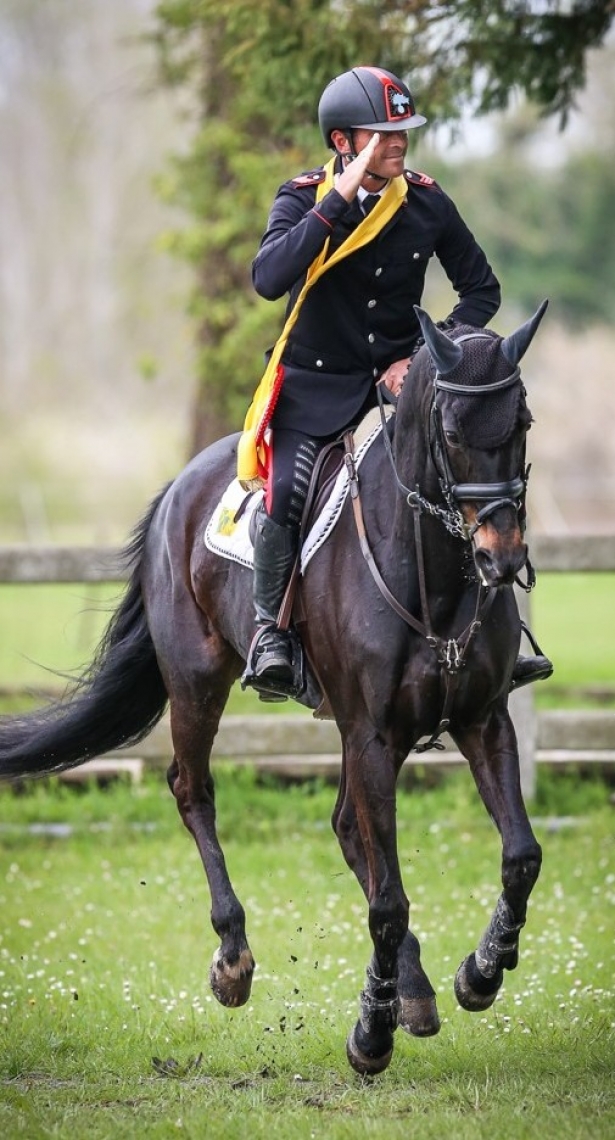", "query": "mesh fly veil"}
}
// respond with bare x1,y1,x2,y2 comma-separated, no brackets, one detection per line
434,328,523,449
